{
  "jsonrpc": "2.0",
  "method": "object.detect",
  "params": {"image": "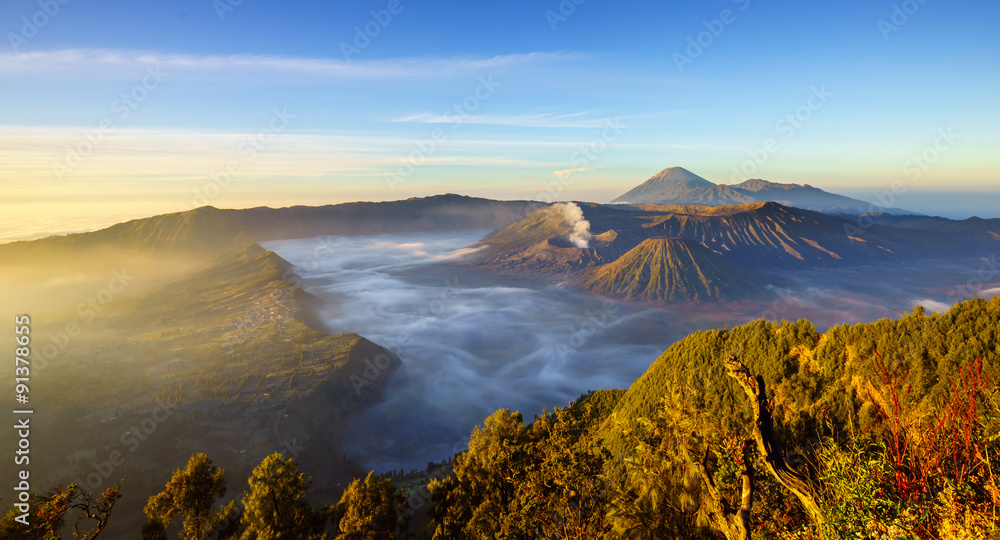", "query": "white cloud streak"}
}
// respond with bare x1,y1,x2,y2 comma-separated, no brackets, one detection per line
553,167,594,178
0,49,571,79
393,112,613,129
0,127,565,198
